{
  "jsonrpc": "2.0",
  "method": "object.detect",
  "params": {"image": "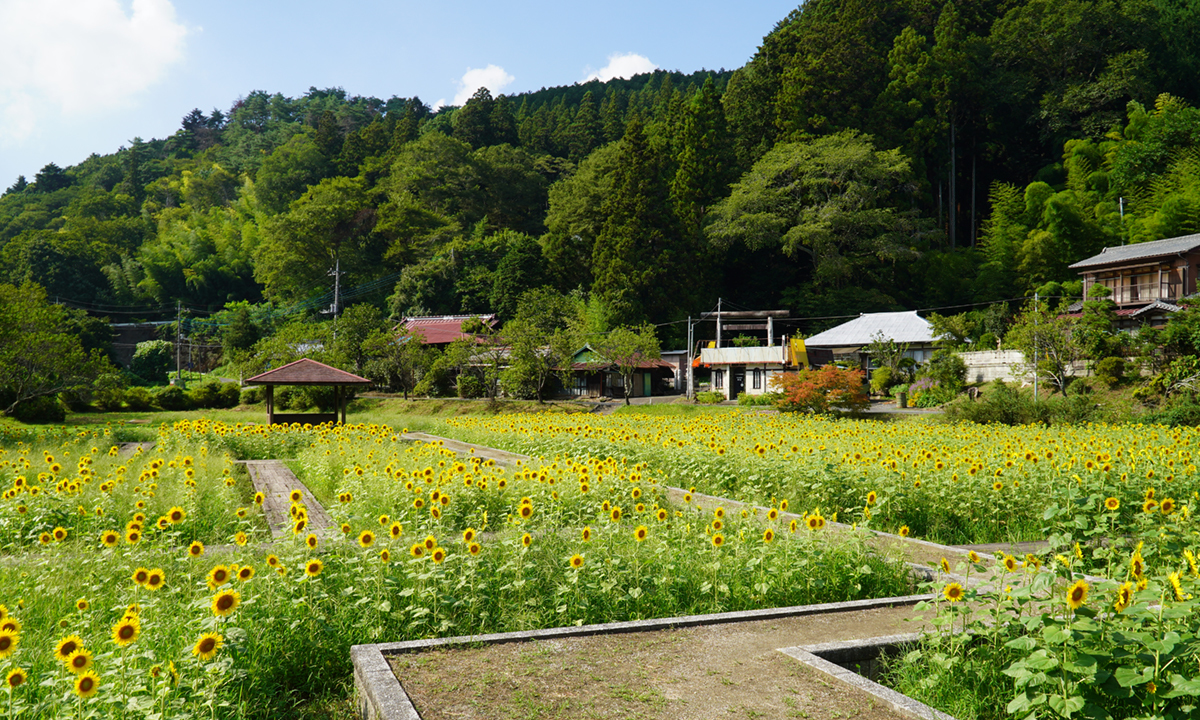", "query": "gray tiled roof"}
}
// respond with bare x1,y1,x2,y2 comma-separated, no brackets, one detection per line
1069,233,1200,269
804,311,935,347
